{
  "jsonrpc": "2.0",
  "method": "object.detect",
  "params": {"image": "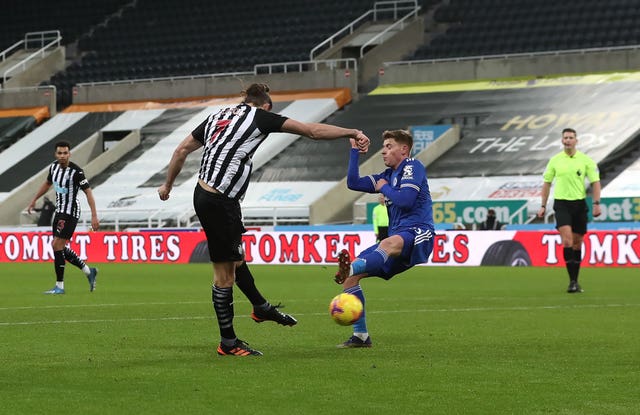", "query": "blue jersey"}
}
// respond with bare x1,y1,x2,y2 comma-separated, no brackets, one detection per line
374,158,434,235
347,149,434,235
